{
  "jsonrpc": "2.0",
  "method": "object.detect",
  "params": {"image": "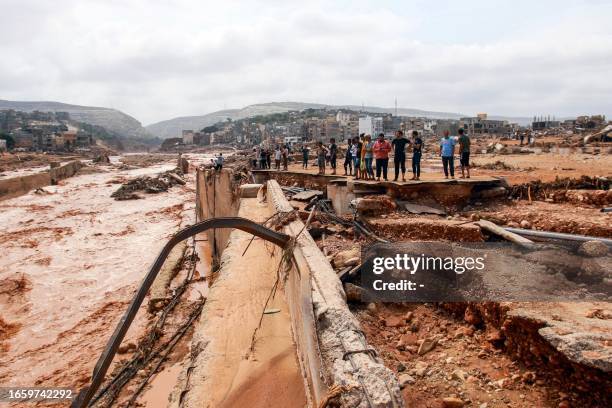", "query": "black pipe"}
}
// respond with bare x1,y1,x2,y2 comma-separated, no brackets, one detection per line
71,217,290,408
